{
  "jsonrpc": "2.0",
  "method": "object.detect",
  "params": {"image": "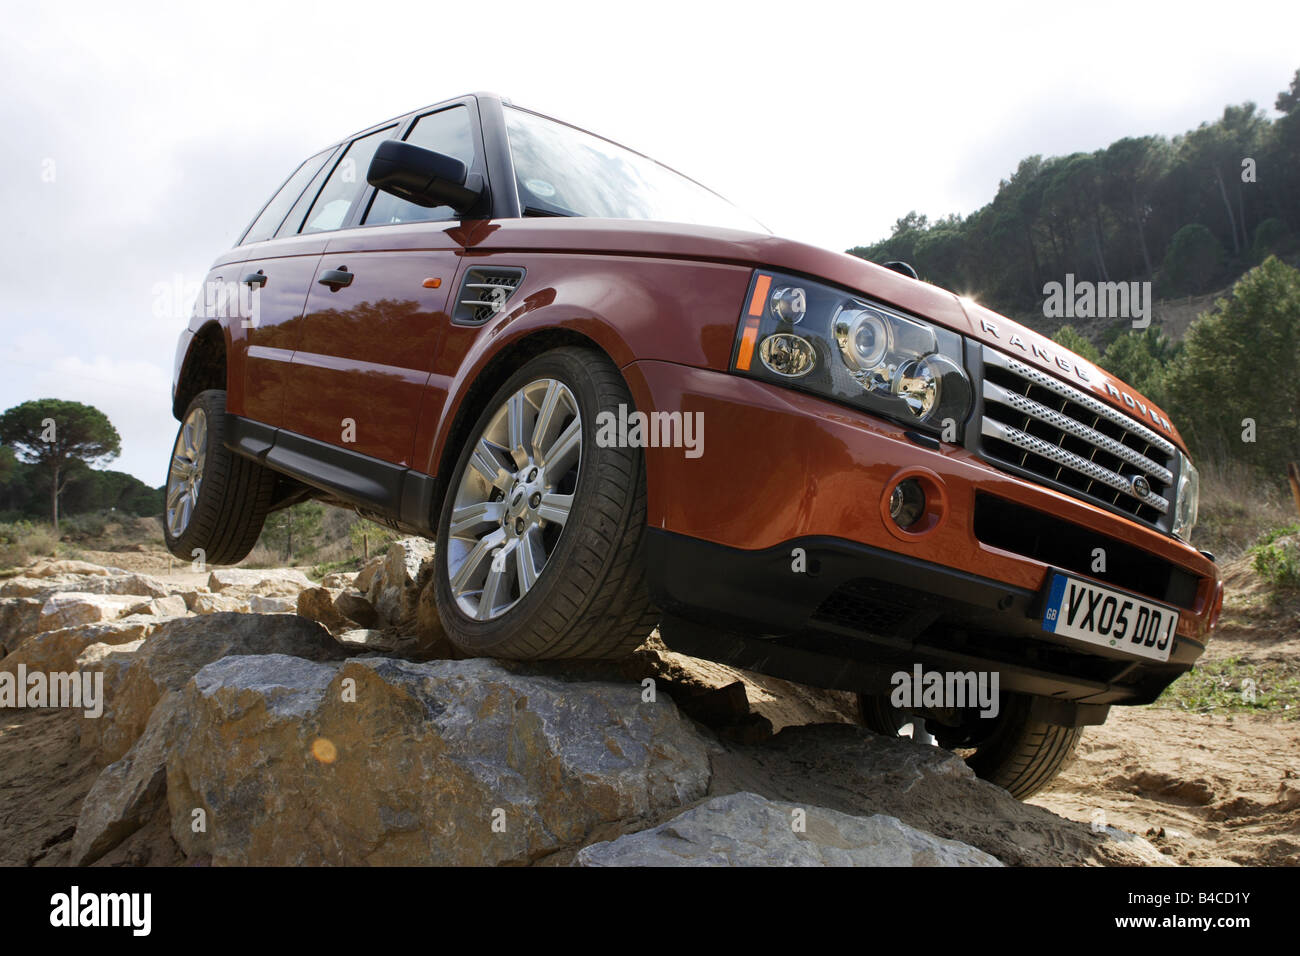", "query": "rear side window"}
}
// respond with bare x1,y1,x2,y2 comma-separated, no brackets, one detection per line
301,126,395,234
365,106,476,226
274,147,338,239
242,149,333,244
